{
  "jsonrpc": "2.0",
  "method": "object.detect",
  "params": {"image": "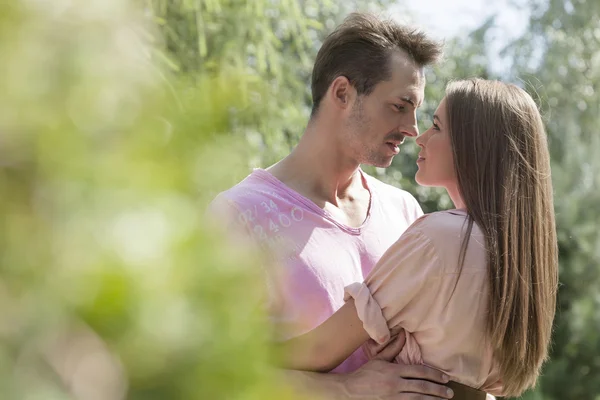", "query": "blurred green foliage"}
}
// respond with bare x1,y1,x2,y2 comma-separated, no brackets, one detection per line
1,0,598,399
146,0,397,177
0,1,295,399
